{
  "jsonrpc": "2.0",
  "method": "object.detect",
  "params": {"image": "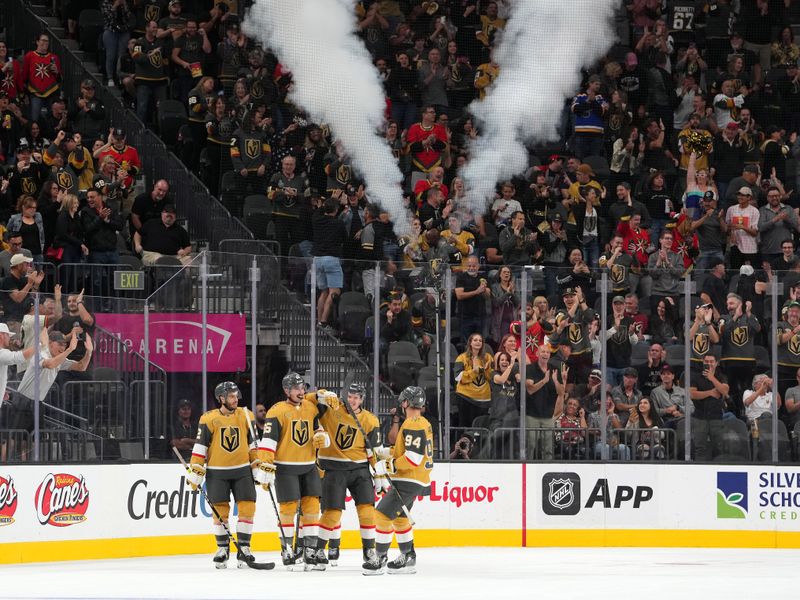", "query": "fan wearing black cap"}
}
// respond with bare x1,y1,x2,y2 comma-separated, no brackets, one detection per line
689,189,727,272
723,163,761,207
6,141,49,201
